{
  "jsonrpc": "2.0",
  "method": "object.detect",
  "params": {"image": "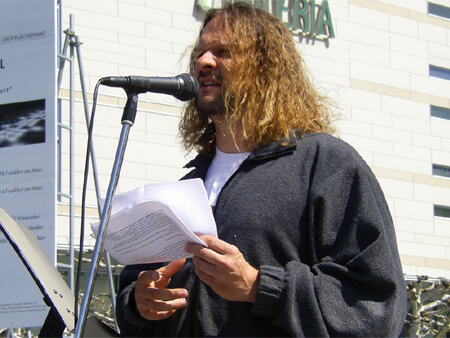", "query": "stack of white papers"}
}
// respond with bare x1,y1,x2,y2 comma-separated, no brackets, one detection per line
91,179,217,265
